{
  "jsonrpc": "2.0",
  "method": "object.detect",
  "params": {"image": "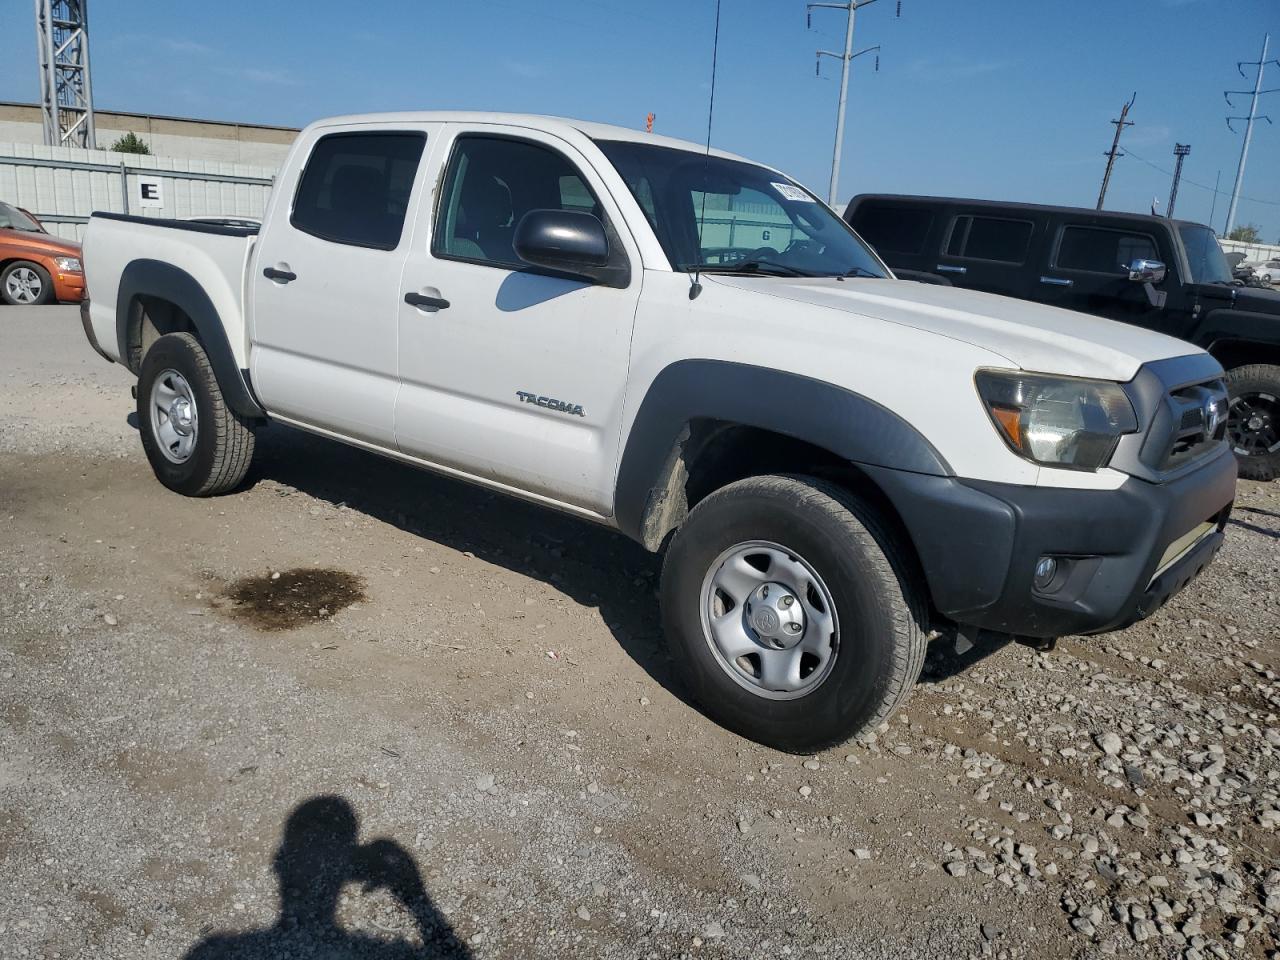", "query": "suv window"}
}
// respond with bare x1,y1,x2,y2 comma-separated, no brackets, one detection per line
291,132,426,250
434,136,603,267
851,204,933,255
945,215,1033,263
1056,225,1157,275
